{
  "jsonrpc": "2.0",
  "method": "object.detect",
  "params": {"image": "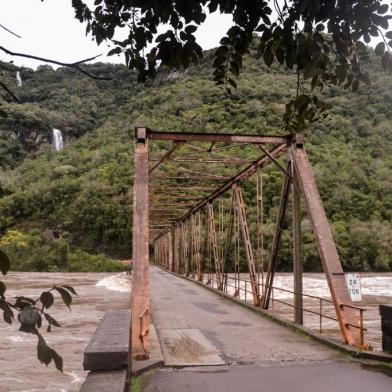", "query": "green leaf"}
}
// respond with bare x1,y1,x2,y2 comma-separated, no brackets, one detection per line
107,47,122,56
375,42,385,56
213,56,227,67
215,46,229,57
0,249,10,275
51,349,63,372
185,25,197,34
263,46,274,67
0,301,13,324
37,334,52,366
63,285,77,296
44,313,61,328
54,287,72,309
0,281,5,297
40,292,54,309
